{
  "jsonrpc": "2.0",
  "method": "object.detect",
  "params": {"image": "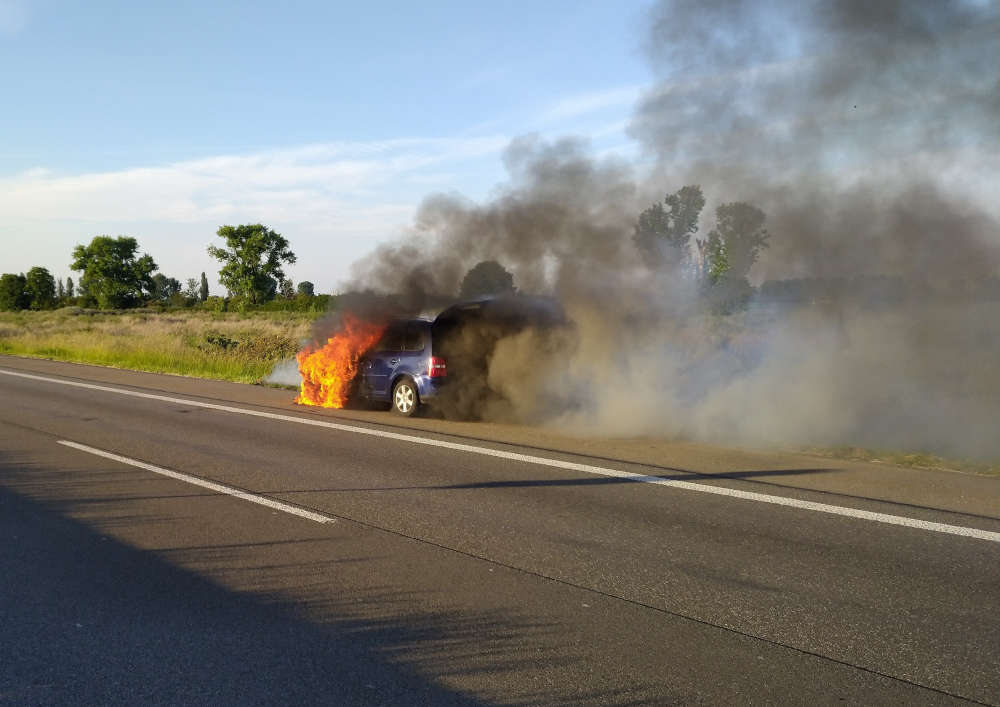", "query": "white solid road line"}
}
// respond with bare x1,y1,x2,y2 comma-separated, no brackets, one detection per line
4,367,999,544
58,440,332,524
